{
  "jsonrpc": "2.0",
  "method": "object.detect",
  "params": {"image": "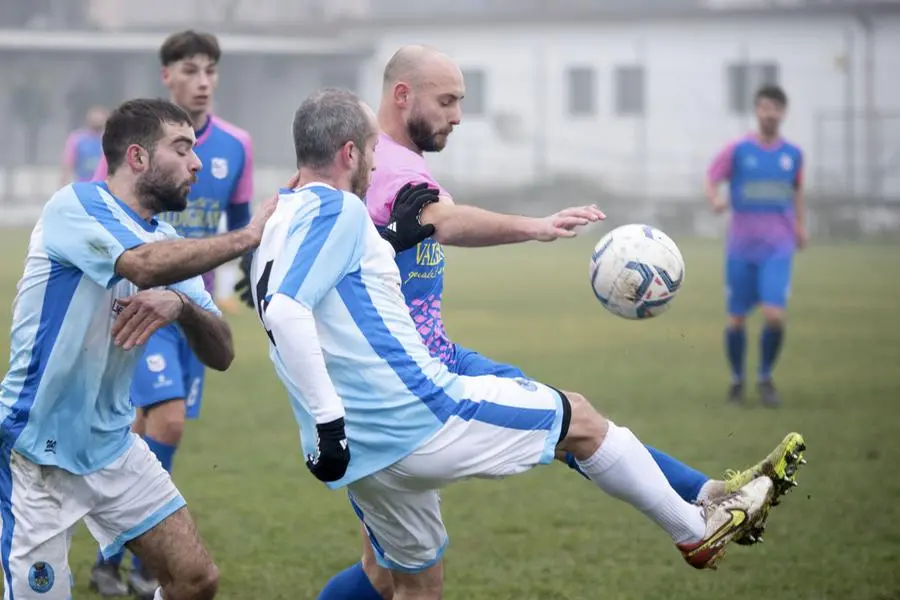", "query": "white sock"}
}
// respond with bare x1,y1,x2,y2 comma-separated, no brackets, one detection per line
576,422,706,544
697,479,723,503
153,588,164,600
